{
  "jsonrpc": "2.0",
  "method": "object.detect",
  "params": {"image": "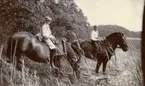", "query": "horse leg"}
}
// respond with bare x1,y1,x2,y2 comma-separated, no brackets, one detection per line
67,55,80,79
50,49,57,68
16,54,23,71
102,61,108,74
66,44,81,79
73,58,81,79
95,61,102,74
53,55,63,77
